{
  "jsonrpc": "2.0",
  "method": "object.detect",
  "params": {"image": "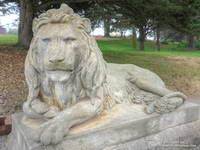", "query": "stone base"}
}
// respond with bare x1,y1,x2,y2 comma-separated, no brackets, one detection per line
7,102,200,150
